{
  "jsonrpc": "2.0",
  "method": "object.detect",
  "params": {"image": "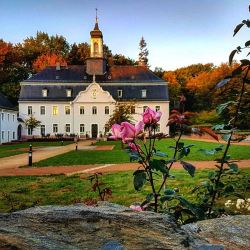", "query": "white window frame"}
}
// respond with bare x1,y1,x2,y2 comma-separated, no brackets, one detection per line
66,89,72,97
42,89,48,97
65,124,70,133
28,106,32,115
156,106,160,112
53,124,58,133
28,126,32,135
41,125,45,136
52,106,58,115
92,106,97,115
40,106,46,115
12,131,15,139
143,106,148,112
1,113,4,121
1,131,4,140
105,106,109,115
80,124,85,134
131,106,135,114
80,106,85,115
65,106,71,115
117,89,123,98
12,114,15,122
141,89,147,98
